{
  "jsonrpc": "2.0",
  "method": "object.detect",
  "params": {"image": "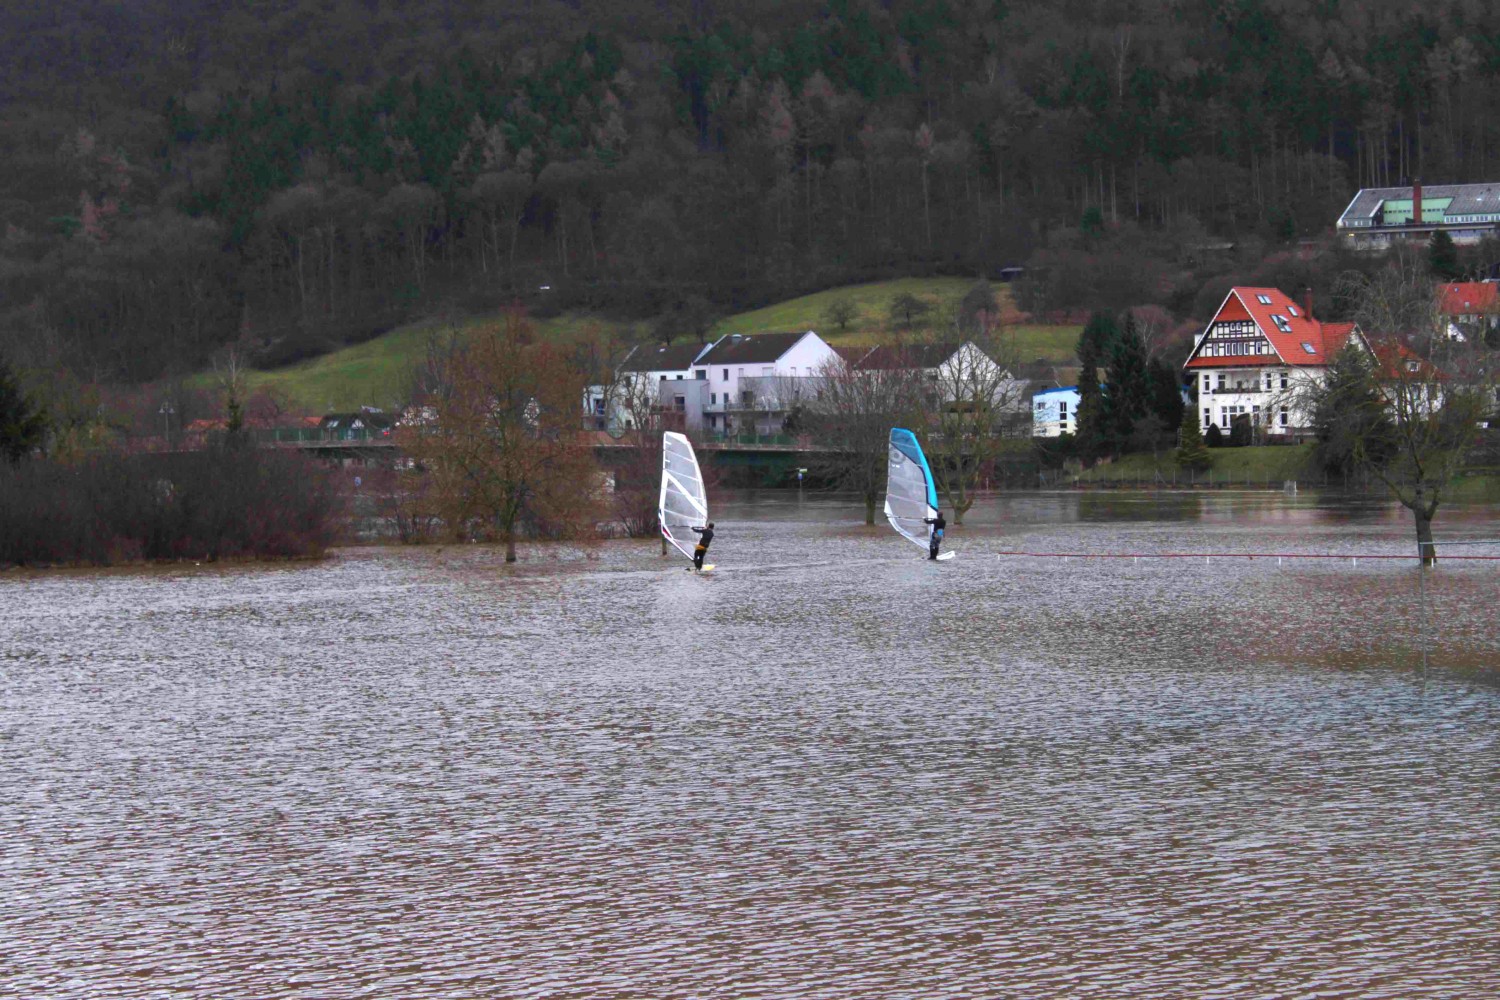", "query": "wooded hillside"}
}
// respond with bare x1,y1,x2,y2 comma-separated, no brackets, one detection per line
4,0,1500,381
